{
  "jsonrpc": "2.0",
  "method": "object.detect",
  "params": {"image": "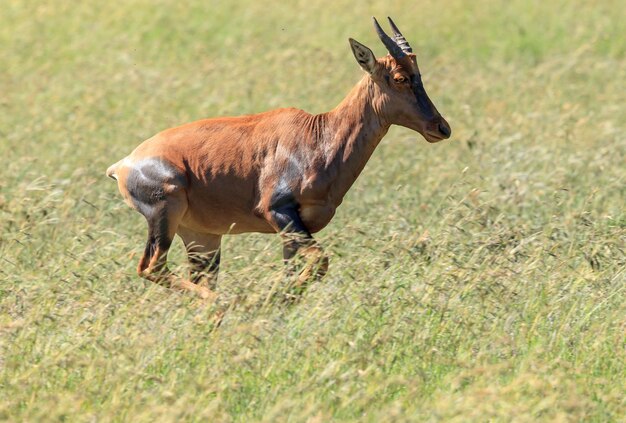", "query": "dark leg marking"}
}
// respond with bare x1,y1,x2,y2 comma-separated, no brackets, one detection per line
272,204,314,264
270,201,328,299
137,209,175,281
126,158,186,283
126,157,188,214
